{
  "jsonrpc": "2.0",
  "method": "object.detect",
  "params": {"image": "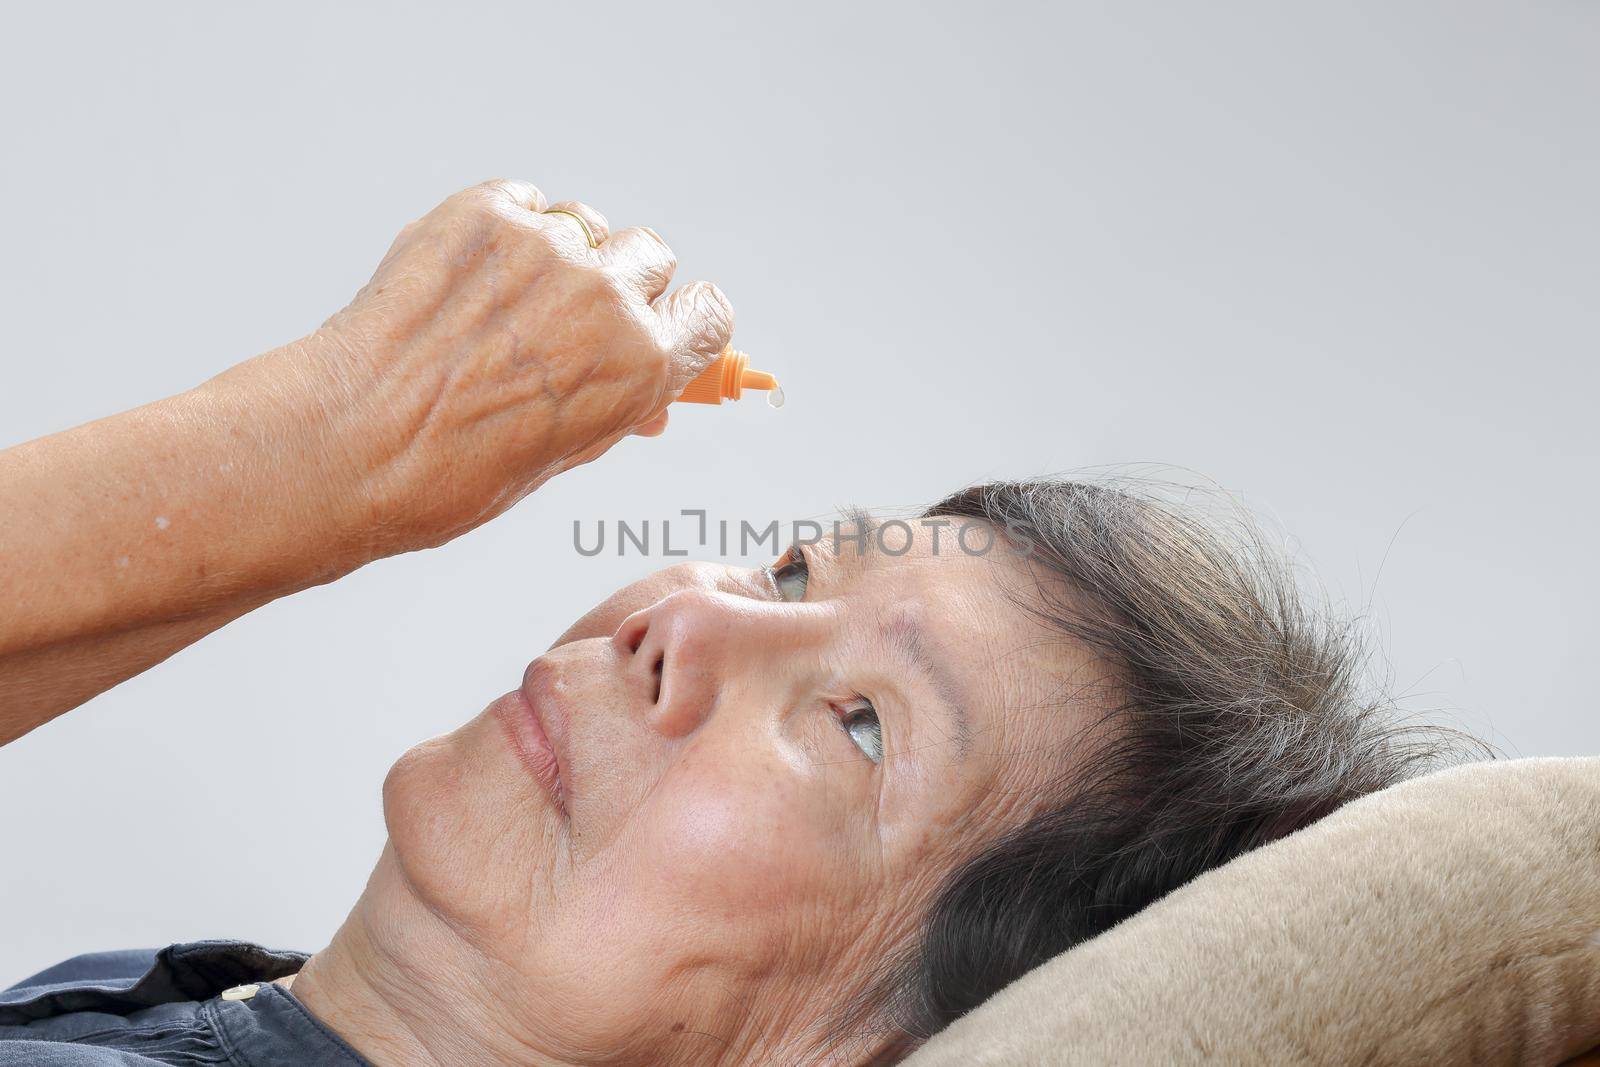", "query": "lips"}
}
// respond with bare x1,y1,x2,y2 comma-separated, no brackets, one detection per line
492,663,566,812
